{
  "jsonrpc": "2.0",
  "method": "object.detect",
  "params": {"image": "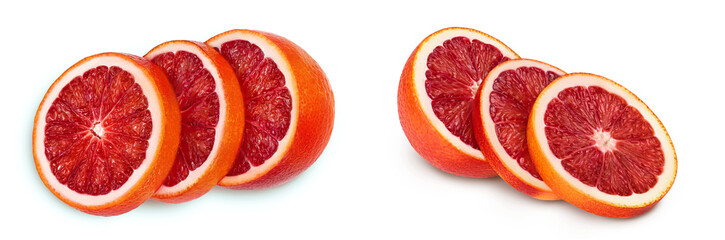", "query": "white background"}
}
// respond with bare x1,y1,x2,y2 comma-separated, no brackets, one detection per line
1,0,722,239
